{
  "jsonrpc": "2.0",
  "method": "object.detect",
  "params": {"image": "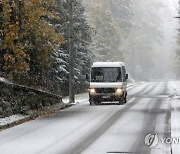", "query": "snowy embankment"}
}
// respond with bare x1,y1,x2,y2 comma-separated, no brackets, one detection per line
170,81,180,154
0,77,63,117
0,77,64,130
